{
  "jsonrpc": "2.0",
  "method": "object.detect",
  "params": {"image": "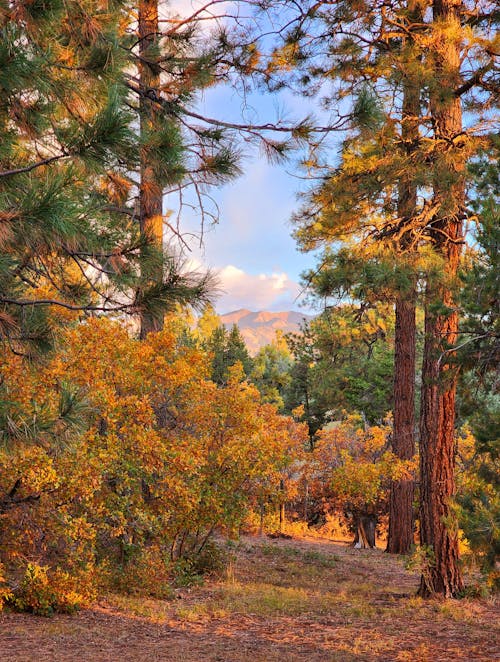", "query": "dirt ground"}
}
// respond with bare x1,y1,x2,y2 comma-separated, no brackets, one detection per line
1,535,498,661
